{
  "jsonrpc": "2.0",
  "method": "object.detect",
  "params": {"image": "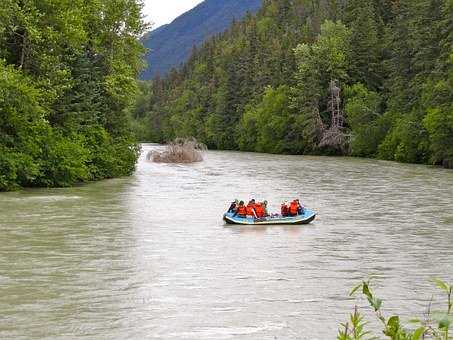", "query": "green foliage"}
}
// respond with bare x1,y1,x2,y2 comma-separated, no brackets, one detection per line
343,0,383,90
0,60,44,190
237,104,259,151
237,86,292,153
377,112,430,164
421,54,453,167
32,131,90,188
292,20,351,153
337,306,371,340
293,19,351,108
134,0,453,169
297,20,351,84
345,84,387,157
0,0,147,191
81,126,139,180
0,148,37,191
423,107,453,167
341,278,453,340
